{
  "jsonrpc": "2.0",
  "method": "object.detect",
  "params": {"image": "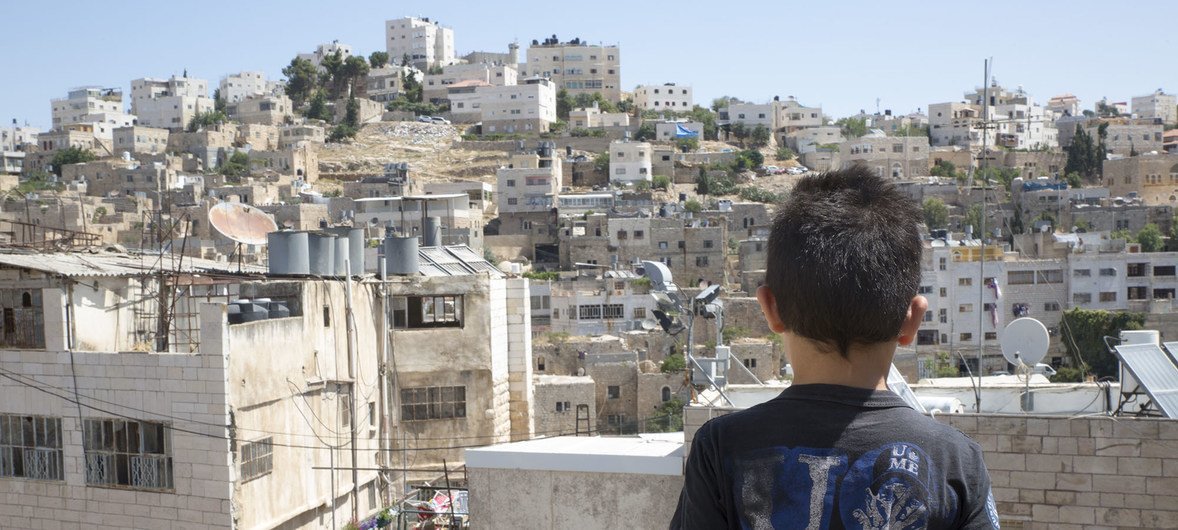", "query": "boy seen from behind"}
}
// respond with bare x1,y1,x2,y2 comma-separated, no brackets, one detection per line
672,166,998,529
